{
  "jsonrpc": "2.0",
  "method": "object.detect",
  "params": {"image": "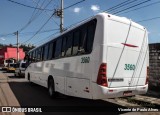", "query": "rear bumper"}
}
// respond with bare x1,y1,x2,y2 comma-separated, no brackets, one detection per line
92,83,148,99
